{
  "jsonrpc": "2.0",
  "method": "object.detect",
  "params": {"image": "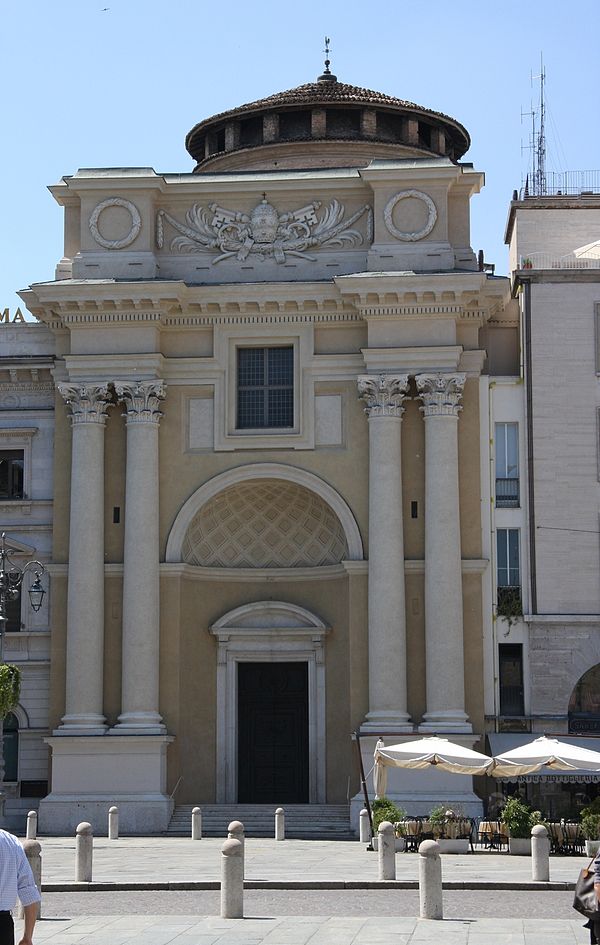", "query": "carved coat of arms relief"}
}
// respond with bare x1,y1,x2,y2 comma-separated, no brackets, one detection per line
156,195,372,265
